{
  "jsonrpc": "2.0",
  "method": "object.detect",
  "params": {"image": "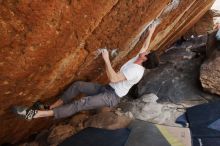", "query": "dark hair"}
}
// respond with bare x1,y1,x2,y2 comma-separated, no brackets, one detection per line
142,51,160,69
